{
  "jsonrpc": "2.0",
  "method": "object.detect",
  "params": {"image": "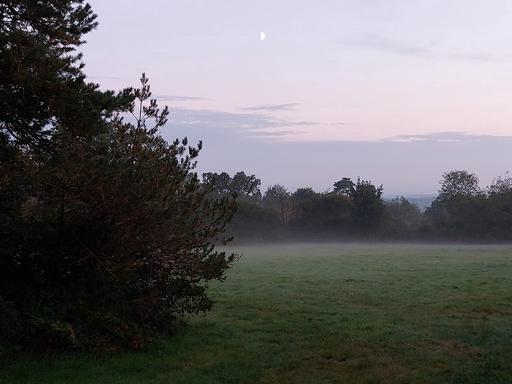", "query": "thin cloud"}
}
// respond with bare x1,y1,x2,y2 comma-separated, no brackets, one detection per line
155,95,211,102
447,52,499,63
87,75,121,80
171,108,318,130
291,120,320,126
329,121,351,126
385,132,512,143
172,108,283,131
348,35,510,63
167,108,338,140
240,103,299,112
349,35,433,58
248,130,305,138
